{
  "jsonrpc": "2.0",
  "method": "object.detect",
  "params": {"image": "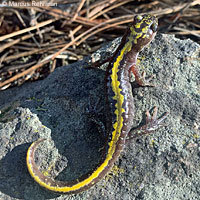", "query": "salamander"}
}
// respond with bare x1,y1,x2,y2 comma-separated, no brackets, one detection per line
26,14,168,194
